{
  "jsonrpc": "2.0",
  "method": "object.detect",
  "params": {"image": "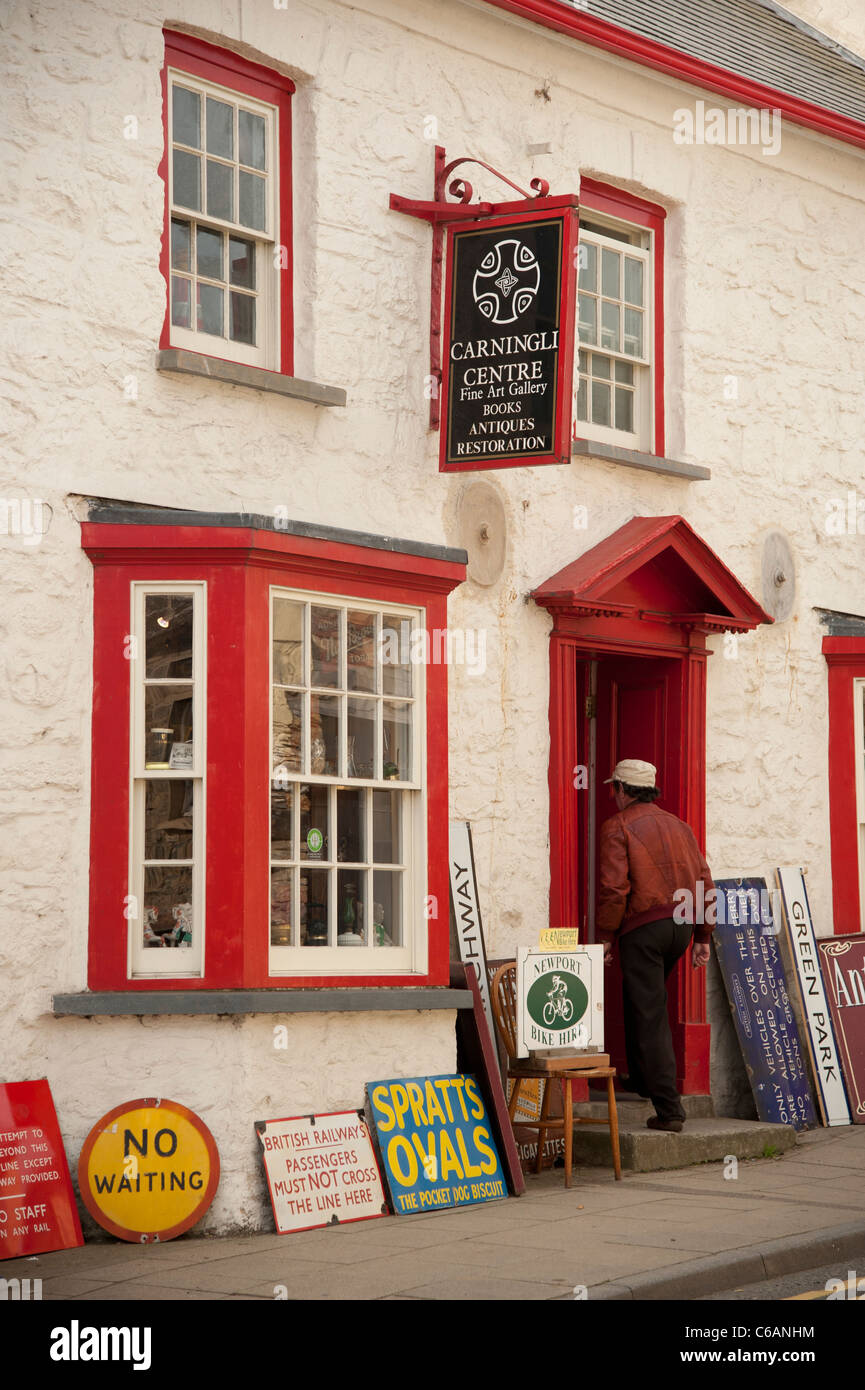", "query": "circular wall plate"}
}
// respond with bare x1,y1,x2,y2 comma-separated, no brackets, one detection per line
760,532,796,622
456,480,507,586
